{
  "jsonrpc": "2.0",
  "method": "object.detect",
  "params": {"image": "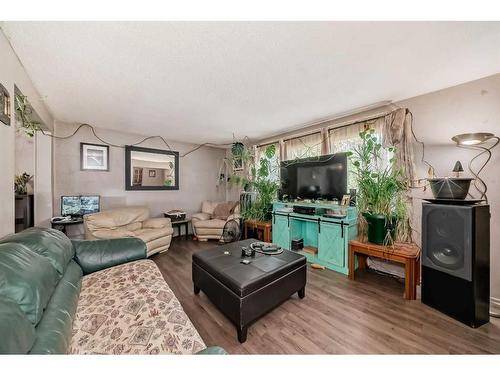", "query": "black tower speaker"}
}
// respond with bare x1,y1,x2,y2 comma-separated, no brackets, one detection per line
421,203,490,328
